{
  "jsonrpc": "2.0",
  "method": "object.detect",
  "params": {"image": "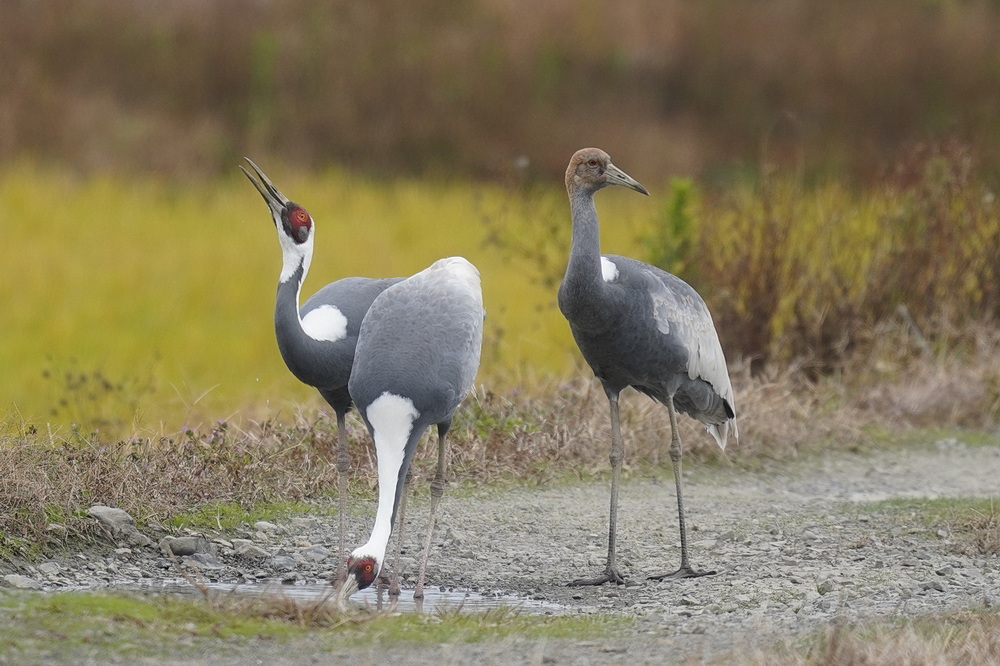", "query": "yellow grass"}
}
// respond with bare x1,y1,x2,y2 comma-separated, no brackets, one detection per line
1,162,653,433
